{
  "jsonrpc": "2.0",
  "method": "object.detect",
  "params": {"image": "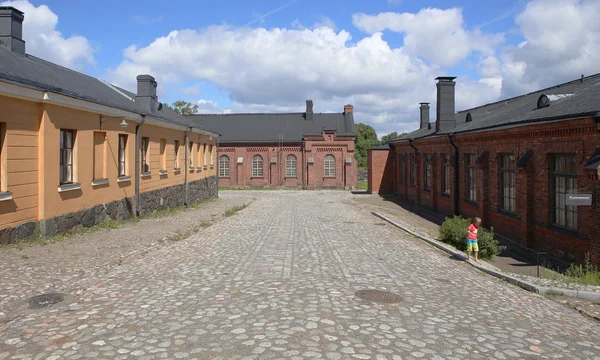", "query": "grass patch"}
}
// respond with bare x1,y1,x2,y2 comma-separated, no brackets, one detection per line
356,181,368,191
199,221,212,228
21,254,29,259
545,289,564,299
166,230,192,242
542,253,600,287
224,204,248,217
